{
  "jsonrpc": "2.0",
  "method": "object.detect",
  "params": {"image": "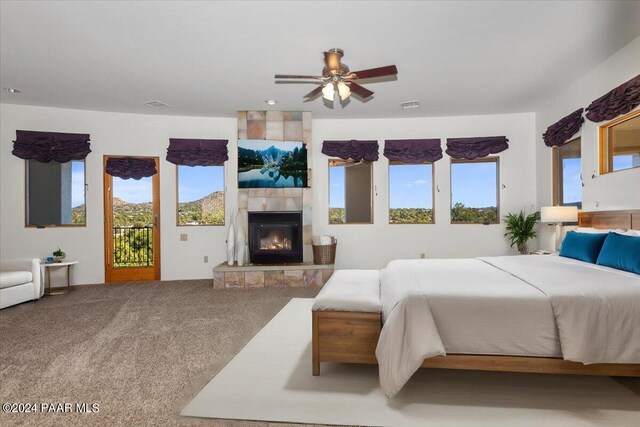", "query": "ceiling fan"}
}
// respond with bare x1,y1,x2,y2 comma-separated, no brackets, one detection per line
275,48,398,102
